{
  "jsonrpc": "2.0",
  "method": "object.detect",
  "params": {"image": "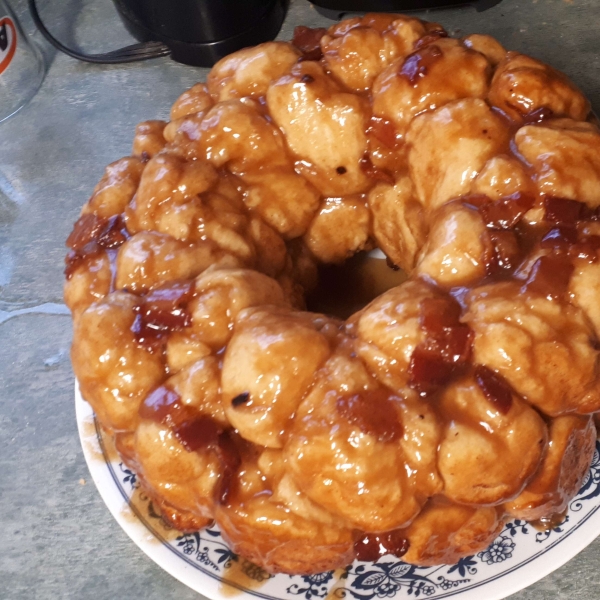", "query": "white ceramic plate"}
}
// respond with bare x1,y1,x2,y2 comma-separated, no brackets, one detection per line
76,384,600,600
